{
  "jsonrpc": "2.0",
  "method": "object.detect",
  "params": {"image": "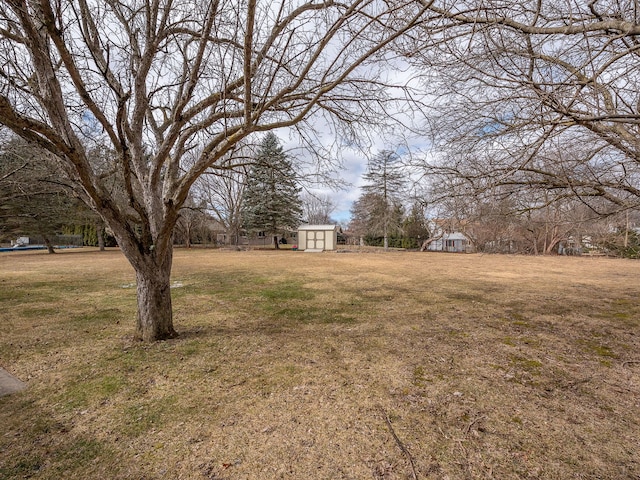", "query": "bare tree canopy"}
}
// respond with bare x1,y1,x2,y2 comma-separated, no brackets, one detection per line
195,162,249,247
301,192,337,225
0,0,432,340
409,0,640,214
